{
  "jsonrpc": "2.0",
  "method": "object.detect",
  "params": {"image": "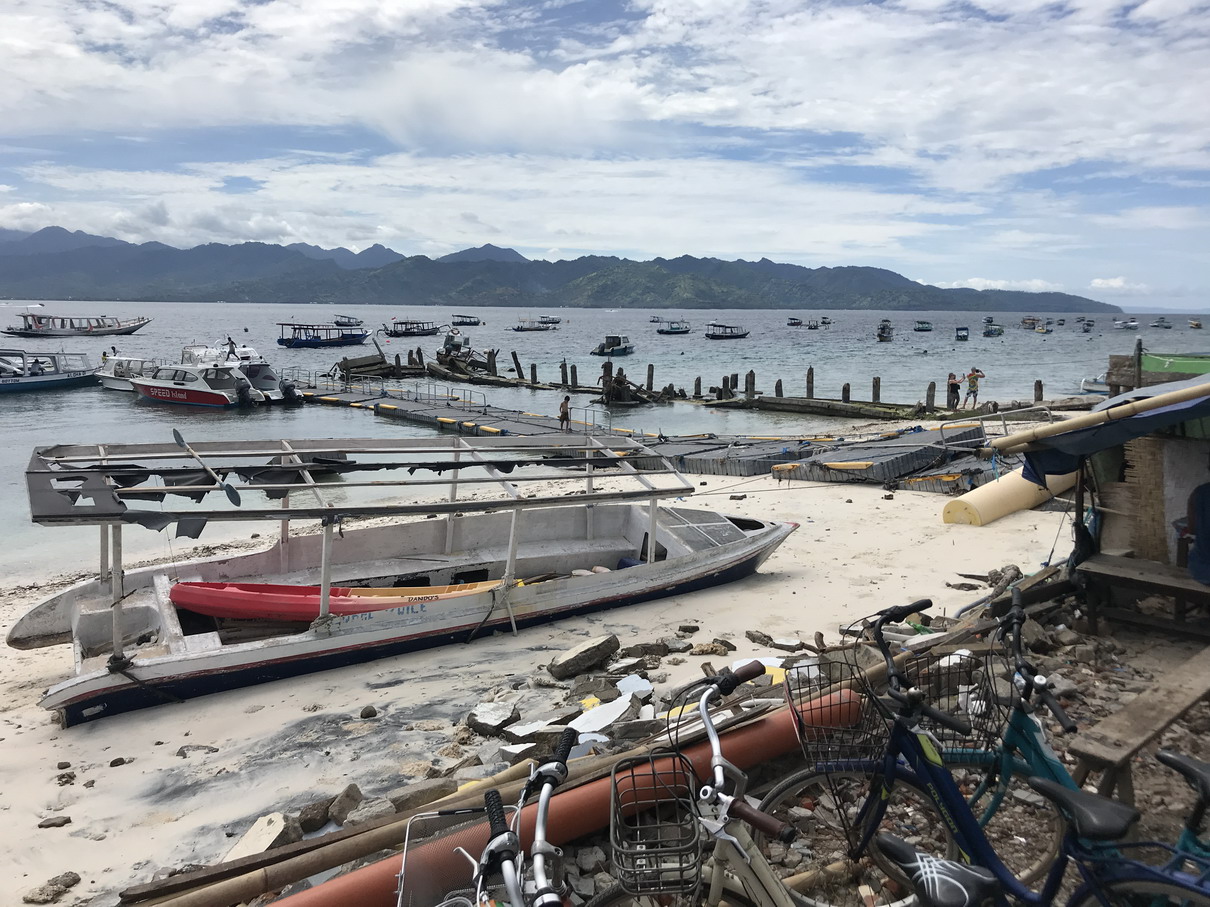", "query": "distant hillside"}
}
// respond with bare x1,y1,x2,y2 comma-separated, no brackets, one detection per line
0,226,1120,313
